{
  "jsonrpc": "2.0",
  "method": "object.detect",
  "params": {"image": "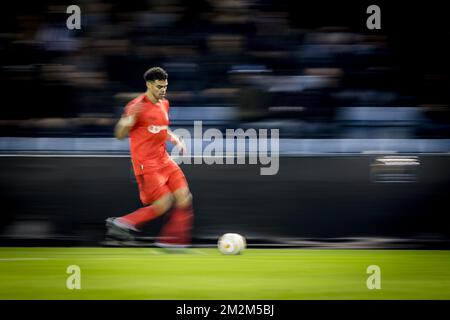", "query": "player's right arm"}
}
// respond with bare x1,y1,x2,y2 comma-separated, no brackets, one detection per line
114,101,143,140
114,115,136,140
